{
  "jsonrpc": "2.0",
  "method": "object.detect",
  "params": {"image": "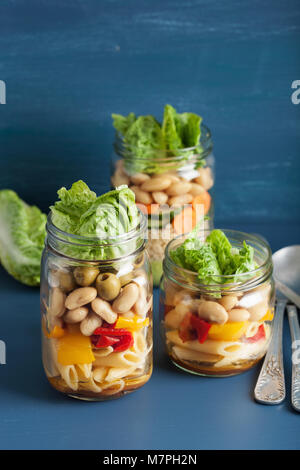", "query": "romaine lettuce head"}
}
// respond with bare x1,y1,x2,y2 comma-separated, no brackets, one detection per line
170,228,257,286
50,182,141,261
0,190,46,286
50,180,97,234
112,104,204,174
